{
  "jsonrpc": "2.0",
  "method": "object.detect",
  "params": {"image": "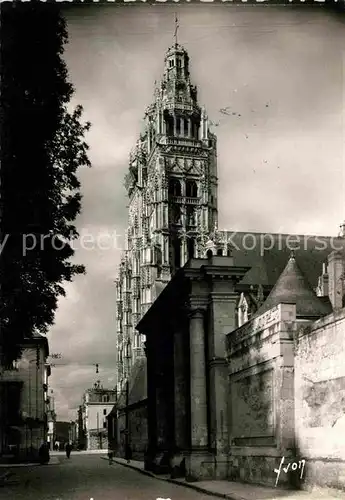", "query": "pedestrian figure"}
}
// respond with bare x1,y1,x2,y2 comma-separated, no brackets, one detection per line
65,442,72,459
38,442,50,465
108,450,114,465
125,443,132,464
